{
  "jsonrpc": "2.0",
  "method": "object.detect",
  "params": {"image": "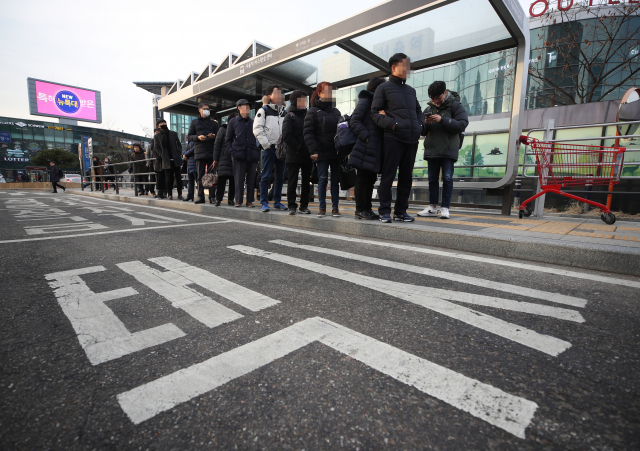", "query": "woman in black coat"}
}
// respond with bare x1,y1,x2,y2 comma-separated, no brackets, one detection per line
213,113,237,206
283,90,312,215
303,81,342,217
348,77,385,220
